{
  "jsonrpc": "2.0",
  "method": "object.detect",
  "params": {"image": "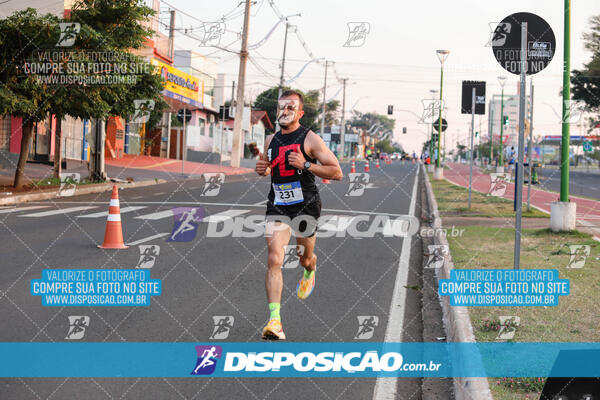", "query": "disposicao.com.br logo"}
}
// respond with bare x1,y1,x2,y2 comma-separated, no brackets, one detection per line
191,347,441,376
